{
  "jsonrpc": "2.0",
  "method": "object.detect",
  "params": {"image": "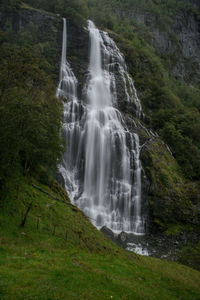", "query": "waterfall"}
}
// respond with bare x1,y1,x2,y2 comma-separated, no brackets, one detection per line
56,18,80,200
57,18,146,235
